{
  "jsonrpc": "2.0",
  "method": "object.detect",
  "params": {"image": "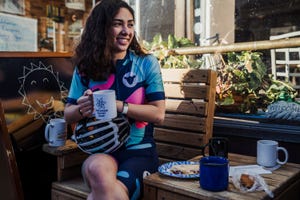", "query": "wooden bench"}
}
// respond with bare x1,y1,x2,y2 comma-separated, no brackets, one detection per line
155,68,216,164
44,68,217,200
